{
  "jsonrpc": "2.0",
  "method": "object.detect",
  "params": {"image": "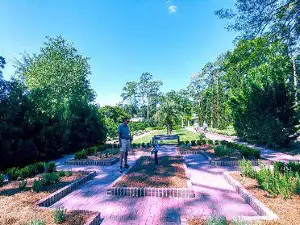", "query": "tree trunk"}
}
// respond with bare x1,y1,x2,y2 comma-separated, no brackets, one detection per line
167,123,172,134
181,117,184,128
292,55,298,105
